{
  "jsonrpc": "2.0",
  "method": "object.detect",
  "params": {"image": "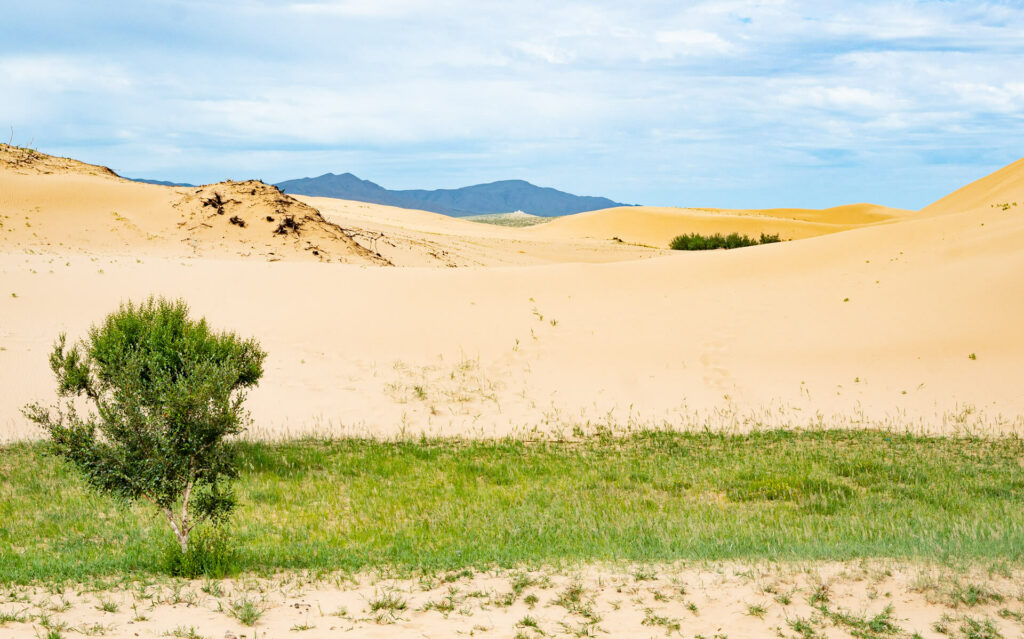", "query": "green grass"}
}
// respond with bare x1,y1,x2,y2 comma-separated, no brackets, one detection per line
2,430,1023,583
227,596,263,626
669,231,782,250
